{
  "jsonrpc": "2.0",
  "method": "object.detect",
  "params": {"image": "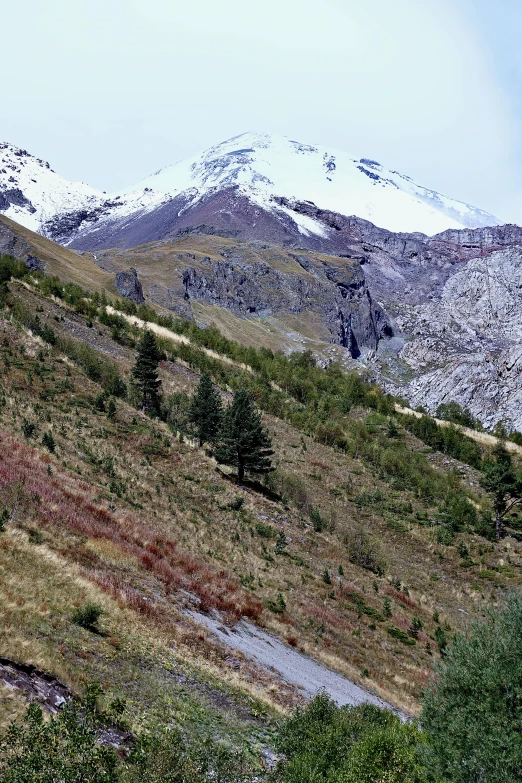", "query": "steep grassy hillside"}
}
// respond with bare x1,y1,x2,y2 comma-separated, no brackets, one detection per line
1,265,521,733
0,215,113,294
